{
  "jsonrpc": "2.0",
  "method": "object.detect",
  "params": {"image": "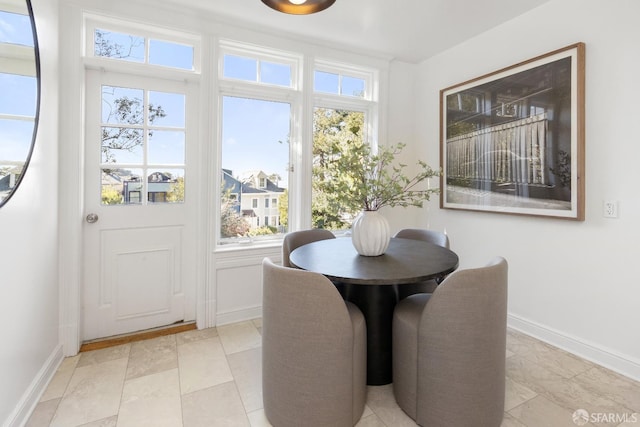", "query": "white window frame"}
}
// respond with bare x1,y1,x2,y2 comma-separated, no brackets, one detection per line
215,43,381,247
216,40,303,247
83,13,202,79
